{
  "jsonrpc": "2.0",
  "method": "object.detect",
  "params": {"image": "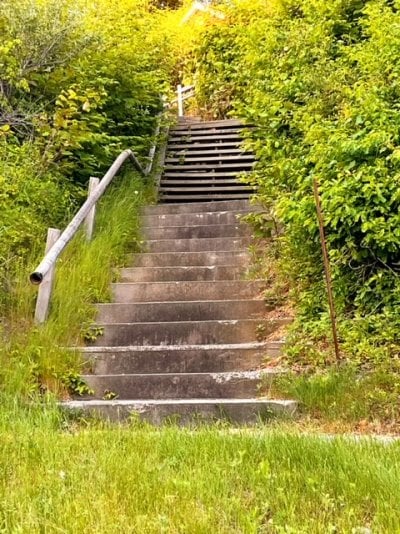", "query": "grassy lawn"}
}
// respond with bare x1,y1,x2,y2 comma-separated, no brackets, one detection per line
1,404,399,533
